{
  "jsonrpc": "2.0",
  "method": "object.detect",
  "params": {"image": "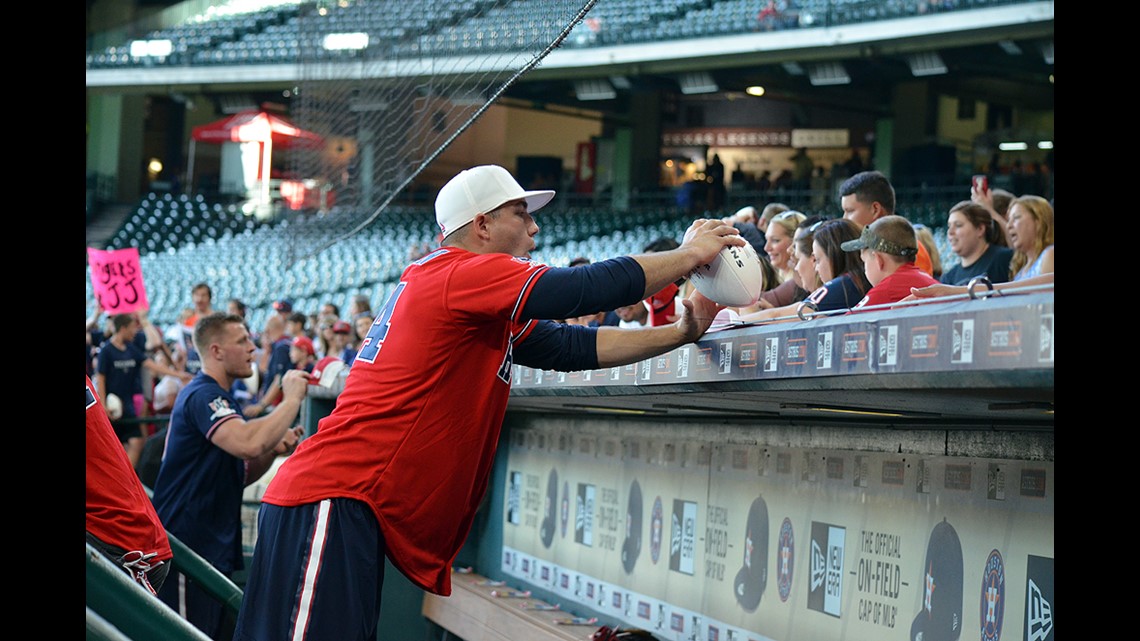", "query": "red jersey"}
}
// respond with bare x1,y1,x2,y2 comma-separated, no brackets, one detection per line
262,248,548,595
851,262,939,310
86,374,172,563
